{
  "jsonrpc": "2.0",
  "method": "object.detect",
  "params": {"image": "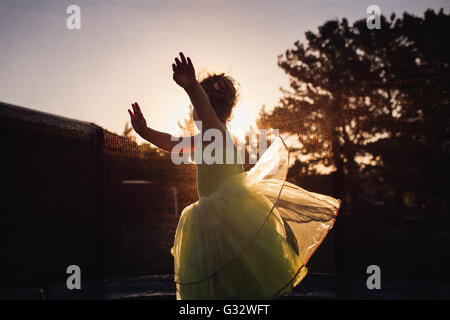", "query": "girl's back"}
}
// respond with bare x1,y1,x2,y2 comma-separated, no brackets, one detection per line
195,130,243,197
